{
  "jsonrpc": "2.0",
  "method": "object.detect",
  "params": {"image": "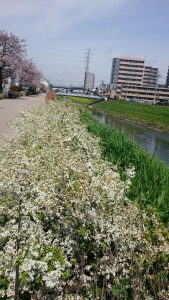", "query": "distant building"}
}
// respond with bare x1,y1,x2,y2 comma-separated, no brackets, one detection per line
110,56,159,92
166,67,169,87
143,66,158,87
84,72,95,90
157,84,166,88
96,83,116,99
120,84,169,101
97,83,112,94
110,57,145,90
